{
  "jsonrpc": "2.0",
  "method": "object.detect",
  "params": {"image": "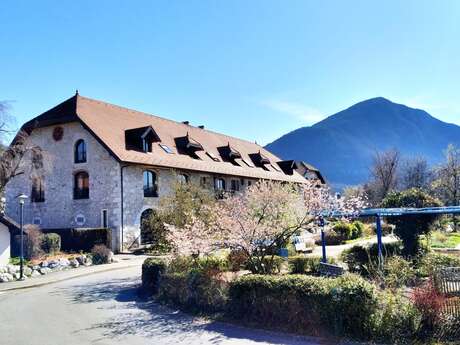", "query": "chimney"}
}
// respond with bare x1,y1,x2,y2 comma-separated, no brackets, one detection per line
182,121,190,125
198,125,205,129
